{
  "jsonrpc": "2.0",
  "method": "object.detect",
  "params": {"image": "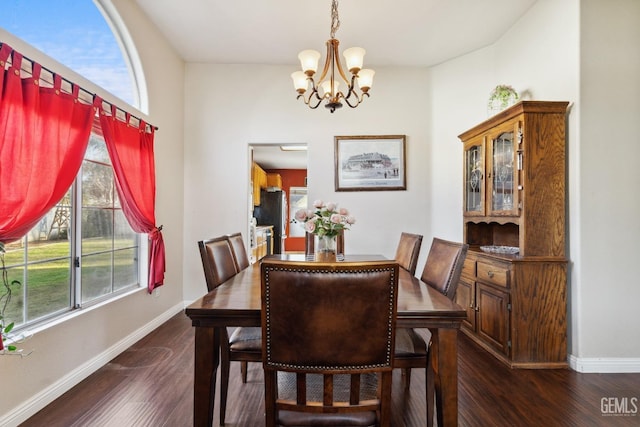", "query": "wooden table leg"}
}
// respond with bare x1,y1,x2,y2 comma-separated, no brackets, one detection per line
193,326,220,427
430,328,458,427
